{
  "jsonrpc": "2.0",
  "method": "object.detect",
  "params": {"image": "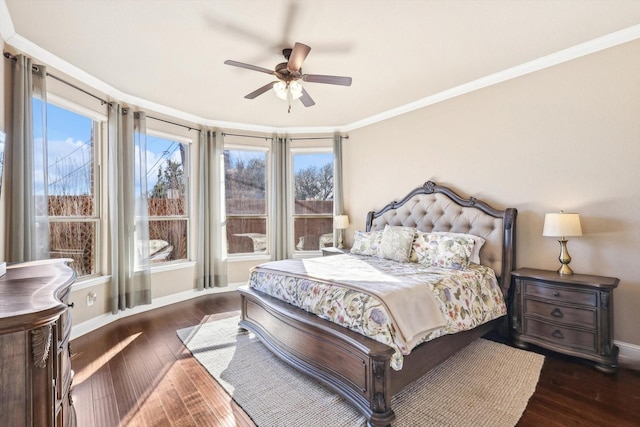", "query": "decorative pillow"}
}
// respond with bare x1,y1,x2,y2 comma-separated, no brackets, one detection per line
350,230,384,257
379,225,416,263
431,232,485,264
413,233,475,270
